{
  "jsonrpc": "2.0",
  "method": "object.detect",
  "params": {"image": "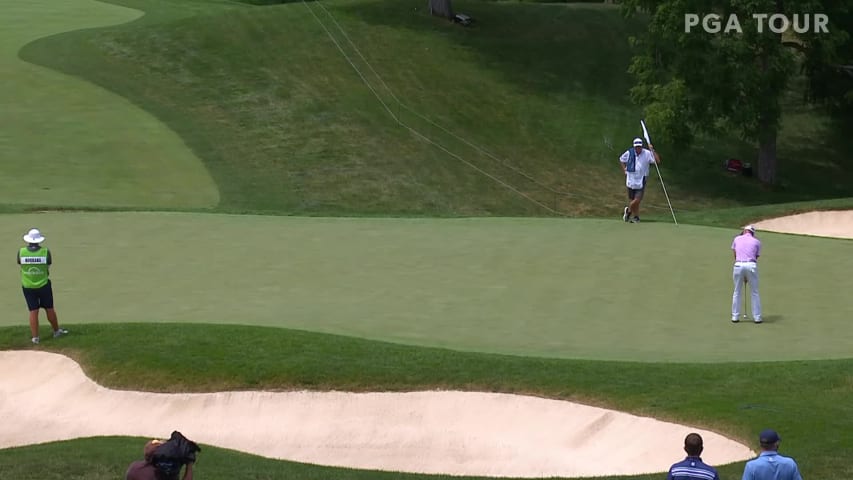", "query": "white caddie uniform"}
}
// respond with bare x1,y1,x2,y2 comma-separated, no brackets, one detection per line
619,148,656,189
